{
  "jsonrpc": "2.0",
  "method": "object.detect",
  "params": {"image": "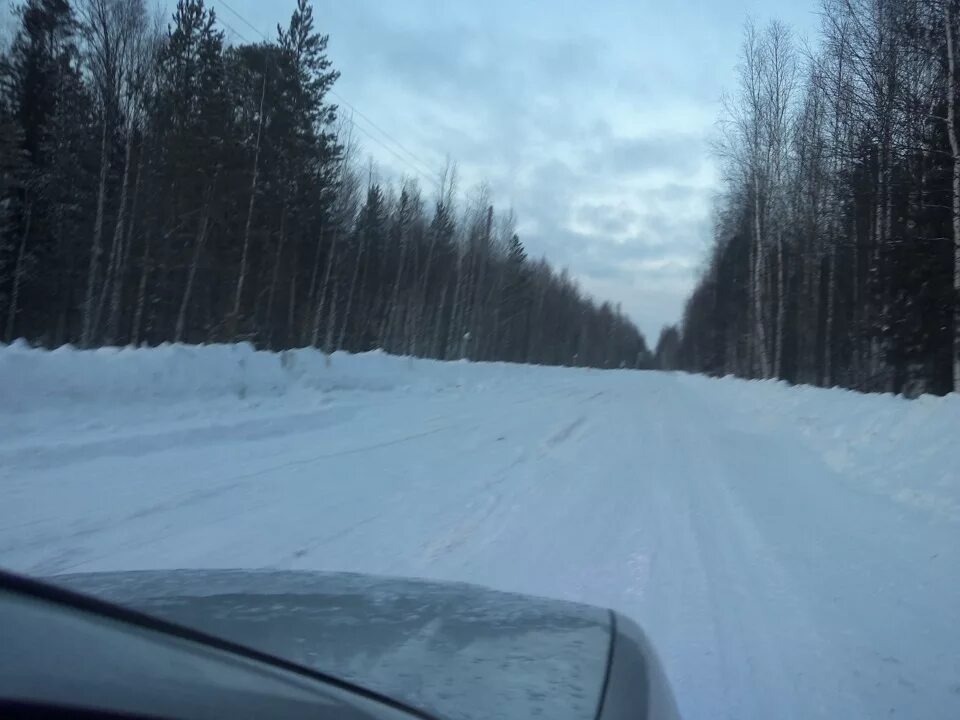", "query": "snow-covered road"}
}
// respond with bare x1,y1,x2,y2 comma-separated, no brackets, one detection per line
2,345,959,719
